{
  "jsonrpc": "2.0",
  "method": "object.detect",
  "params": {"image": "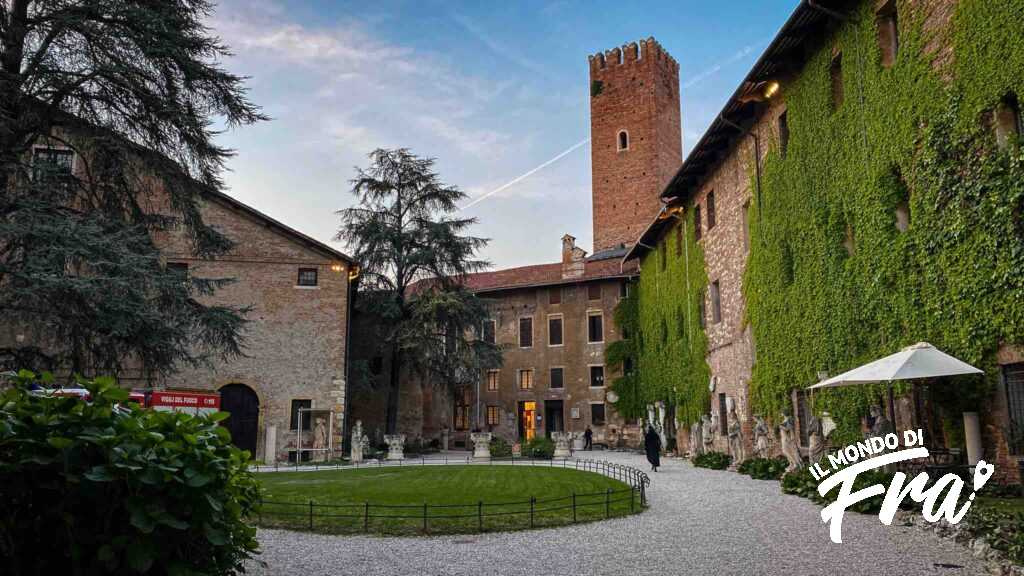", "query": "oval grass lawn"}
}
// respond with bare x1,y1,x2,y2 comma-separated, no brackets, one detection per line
257,465,640,534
